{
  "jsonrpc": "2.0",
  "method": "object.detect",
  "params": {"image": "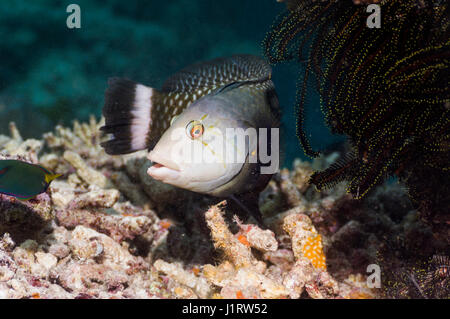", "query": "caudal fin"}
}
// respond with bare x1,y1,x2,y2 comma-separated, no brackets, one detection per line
100,78,156,155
